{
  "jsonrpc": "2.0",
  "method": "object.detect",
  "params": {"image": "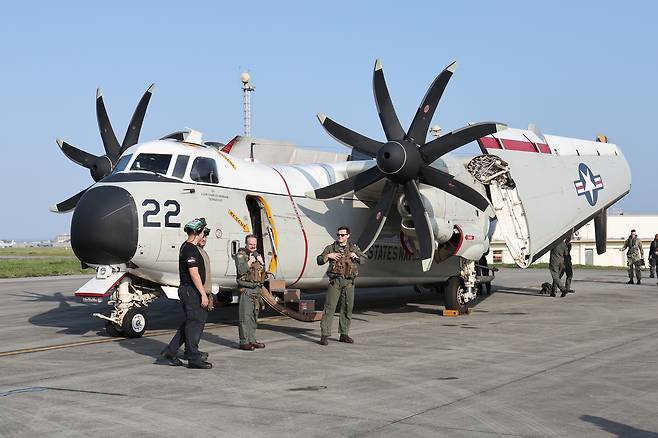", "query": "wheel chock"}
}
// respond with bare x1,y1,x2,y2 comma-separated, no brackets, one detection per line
441,307,471,317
